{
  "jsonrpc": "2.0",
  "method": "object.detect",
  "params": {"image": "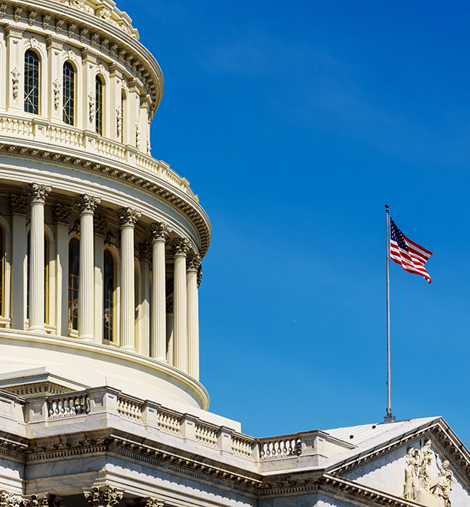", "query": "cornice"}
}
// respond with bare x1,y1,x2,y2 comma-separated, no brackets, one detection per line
0,0,163,115
0,140,211,256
